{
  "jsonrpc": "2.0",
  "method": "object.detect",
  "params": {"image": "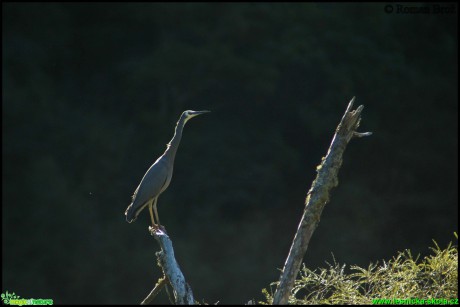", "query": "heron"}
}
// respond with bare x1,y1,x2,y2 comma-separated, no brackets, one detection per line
125,110,210,229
